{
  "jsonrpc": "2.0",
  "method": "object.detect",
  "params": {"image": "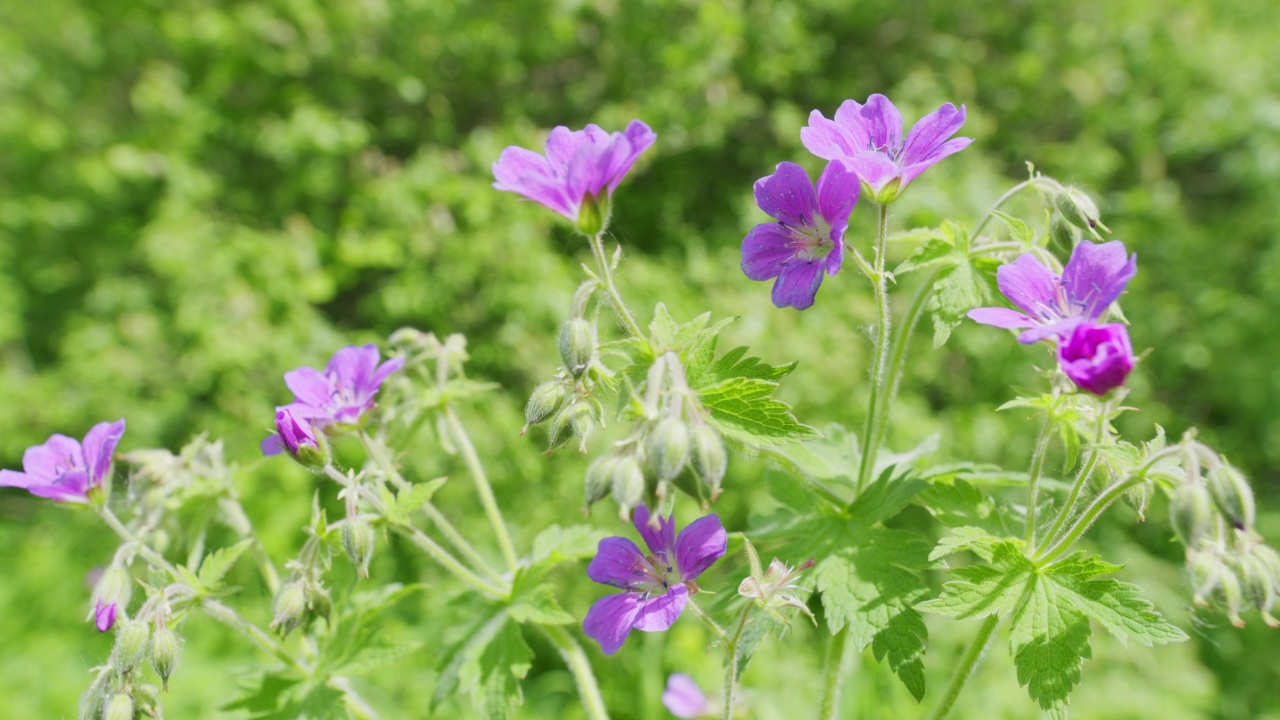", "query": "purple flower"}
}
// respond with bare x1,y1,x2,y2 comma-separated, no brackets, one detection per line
0,419,126,504
1057,322,1135,395
492,120,657,233
583,506,727,655
263,345,402,456
95,601,118,633
801,94,972,204
662,674,708,718
968,241,1137,344
740,161,859,310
